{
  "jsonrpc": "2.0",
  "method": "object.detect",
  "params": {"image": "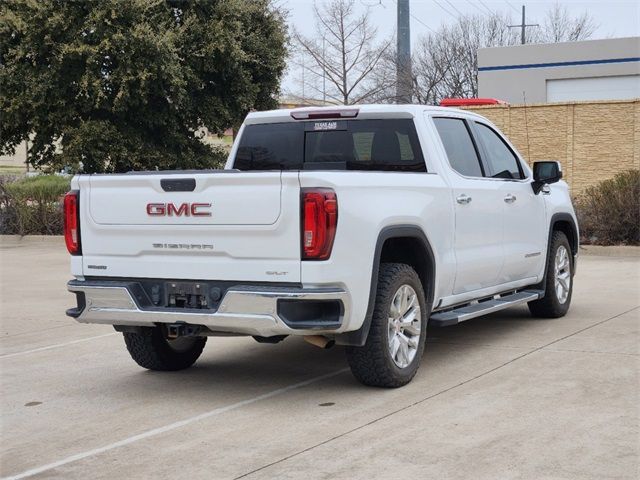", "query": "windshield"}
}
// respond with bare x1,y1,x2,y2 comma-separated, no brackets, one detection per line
233,119,426,172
